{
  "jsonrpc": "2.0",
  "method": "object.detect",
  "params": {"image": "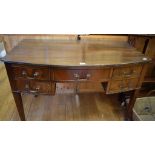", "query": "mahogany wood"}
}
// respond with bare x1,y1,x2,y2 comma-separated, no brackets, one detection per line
15,80,55,95
53,68,111,82
1,39,151,120
126,89,139,120
1,39,150,66
128,35,155,83
12,65,50,80
12,92,25,121
111,64,142,79
2,34,77,52
107,78,139,94
5,63,25,120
